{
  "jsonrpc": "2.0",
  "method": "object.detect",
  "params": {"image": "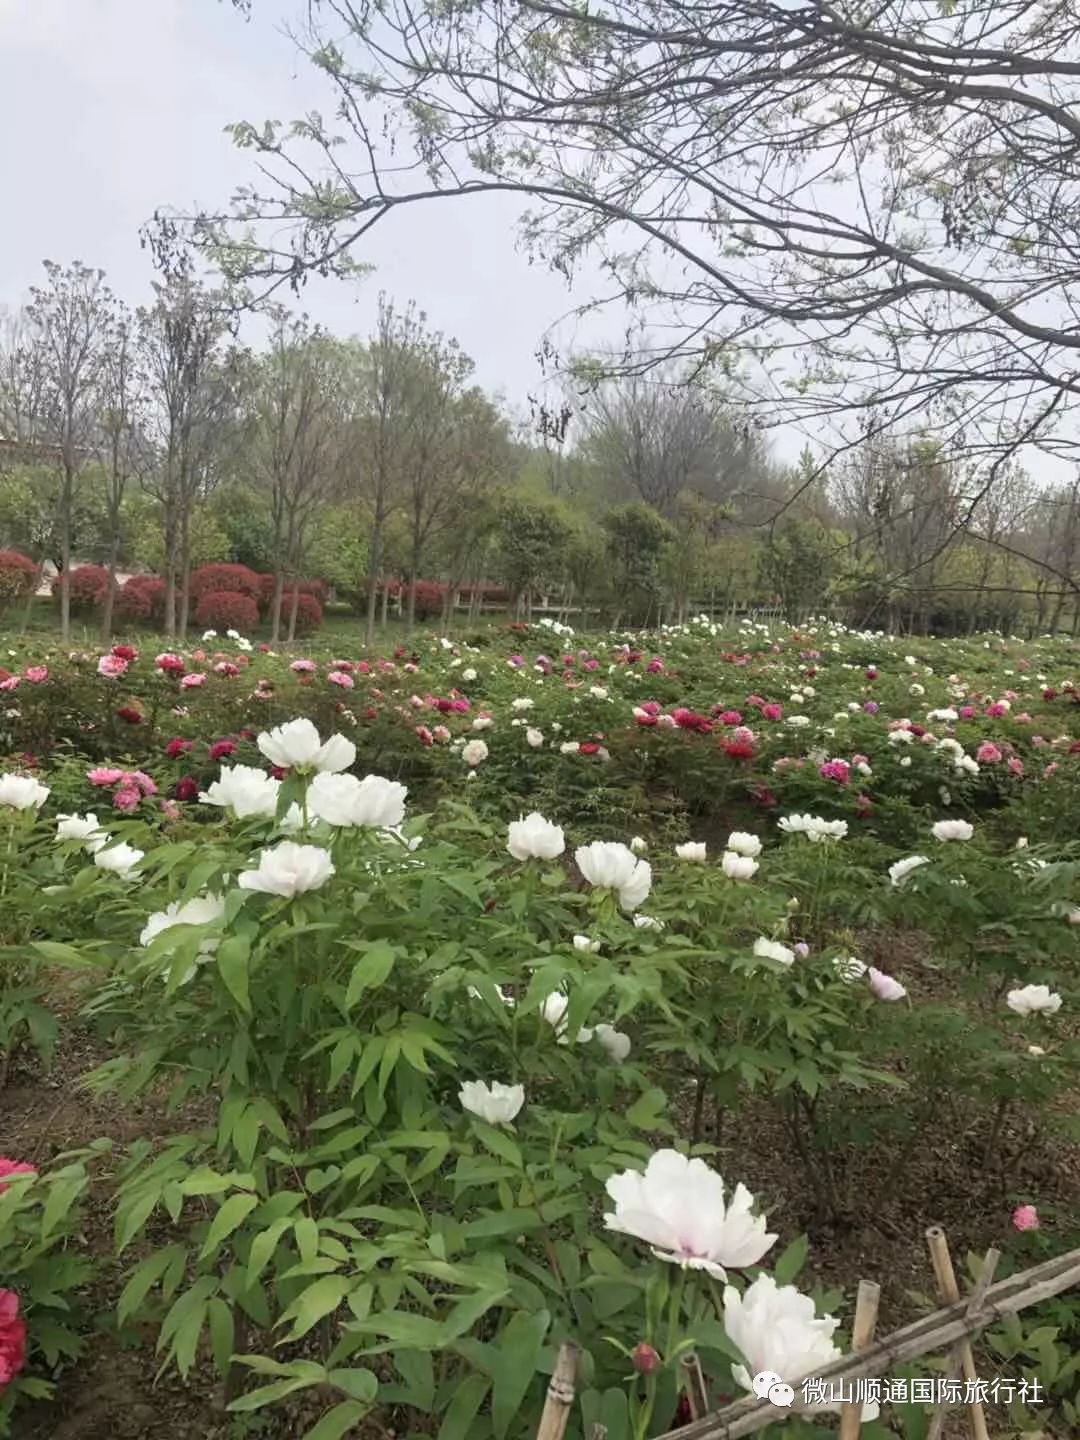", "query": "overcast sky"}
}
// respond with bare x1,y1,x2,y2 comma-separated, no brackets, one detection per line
0,0,631,436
